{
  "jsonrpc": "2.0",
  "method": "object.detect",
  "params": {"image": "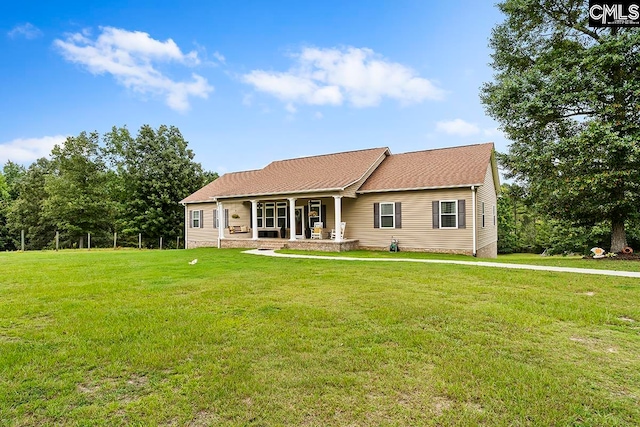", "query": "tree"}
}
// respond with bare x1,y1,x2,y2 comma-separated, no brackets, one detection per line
481,0,640,252
0,172,11,250
105,125,213,244
43,132,116,247
0,162,26,250
6,158,57,249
